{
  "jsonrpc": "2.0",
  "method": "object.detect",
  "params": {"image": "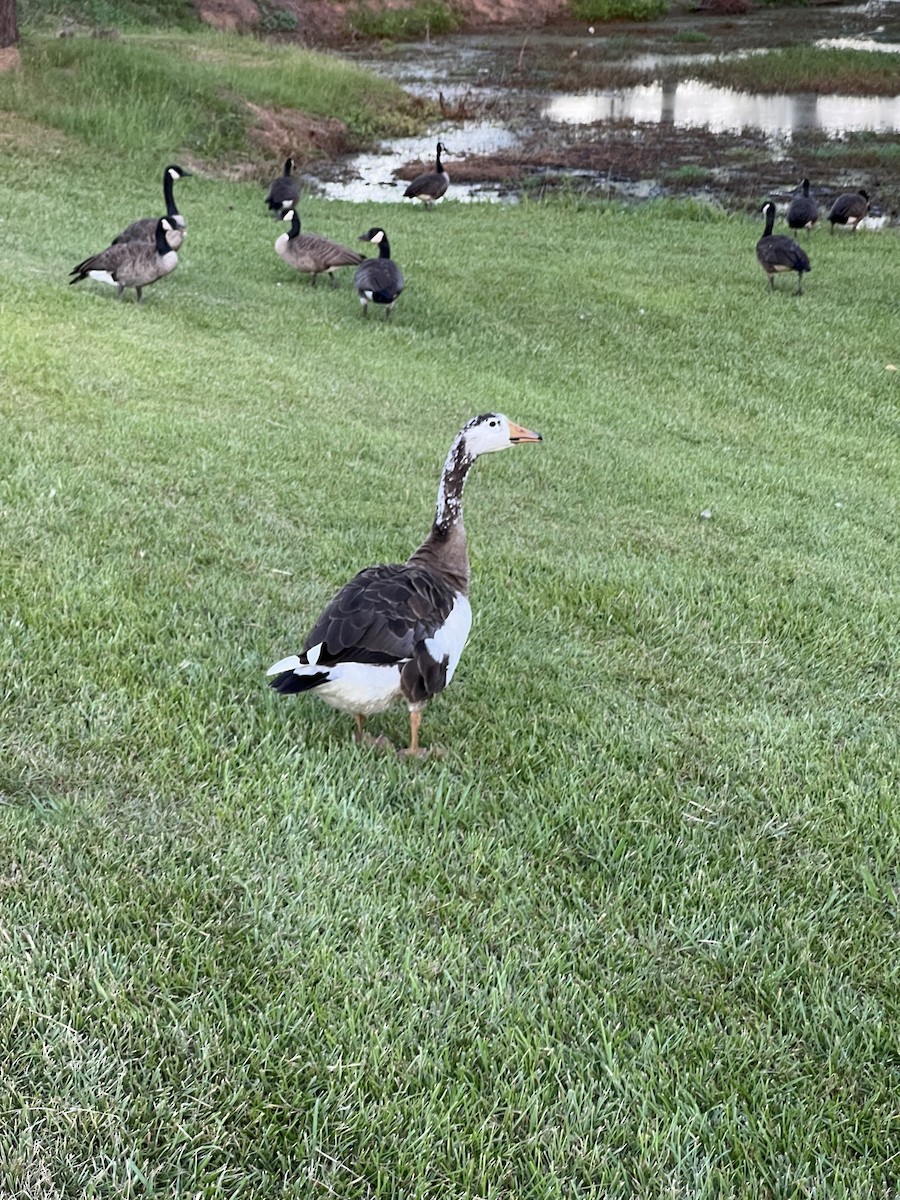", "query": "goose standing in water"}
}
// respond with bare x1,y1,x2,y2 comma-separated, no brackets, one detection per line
756,201,810,295
353,227,404,318
403,142,450,207
266,157,301,217
827,189,870,233
268,413,543,756
112,164,191,248
786,178,818,236
69,217,180,302
275,208,365,287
